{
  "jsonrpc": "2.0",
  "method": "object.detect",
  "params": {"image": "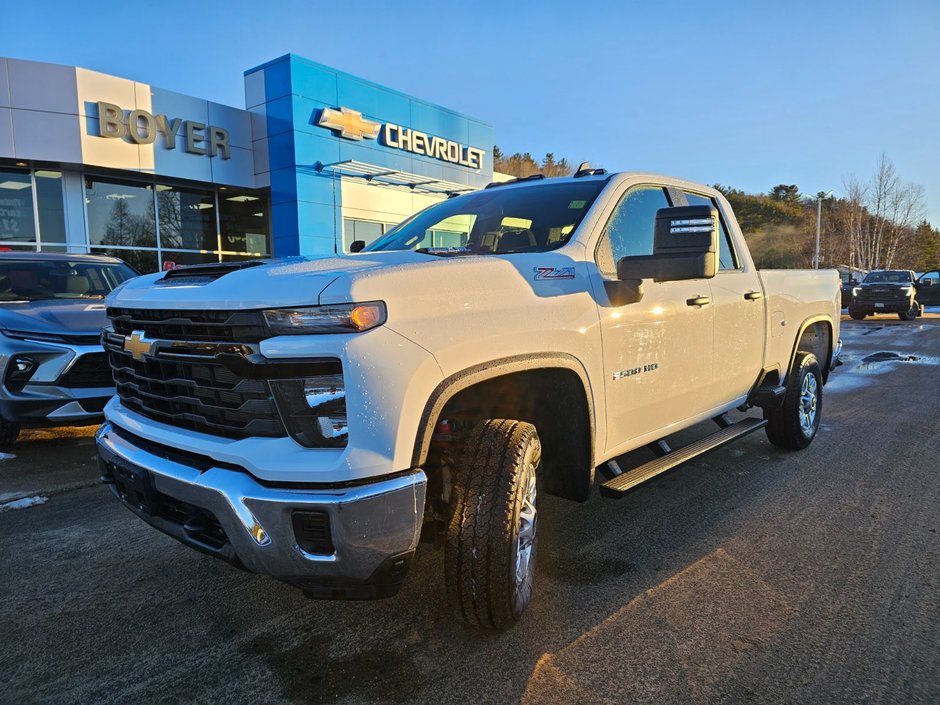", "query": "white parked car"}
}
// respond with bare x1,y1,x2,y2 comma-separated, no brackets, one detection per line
97,170,841,628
